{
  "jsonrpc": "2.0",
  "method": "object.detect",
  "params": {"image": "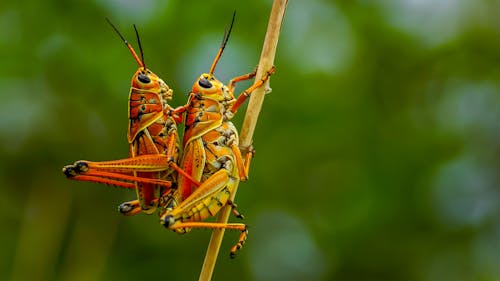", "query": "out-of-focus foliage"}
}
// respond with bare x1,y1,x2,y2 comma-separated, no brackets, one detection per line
1,0,499,281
